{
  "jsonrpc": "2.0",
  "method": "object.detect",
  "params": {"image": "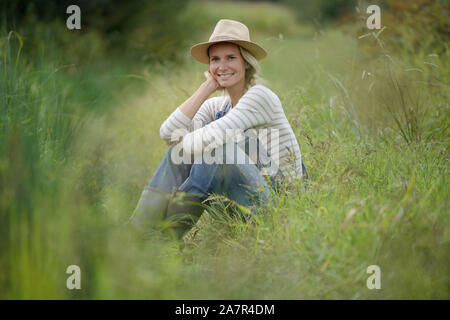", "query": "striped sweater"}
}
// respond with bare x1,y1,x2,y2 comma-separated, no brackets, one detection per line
159,85,304,179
